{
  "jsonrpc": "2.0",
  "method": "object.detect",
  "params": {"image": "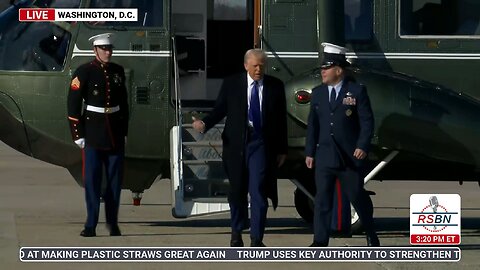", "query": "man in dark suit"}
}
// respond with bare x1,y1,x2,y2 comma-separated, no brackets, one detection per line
305,43,379,247
192,49,288,247
67,33,129,237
